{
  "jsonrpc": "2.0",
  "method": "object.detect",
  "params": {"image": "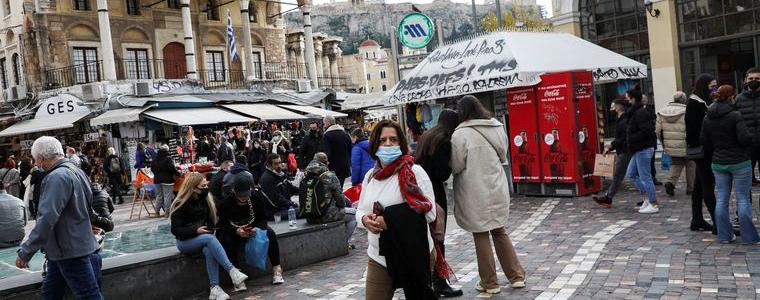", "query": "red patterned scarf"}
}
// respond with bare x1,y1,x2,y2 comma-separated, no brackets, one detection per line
373,155,456,280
